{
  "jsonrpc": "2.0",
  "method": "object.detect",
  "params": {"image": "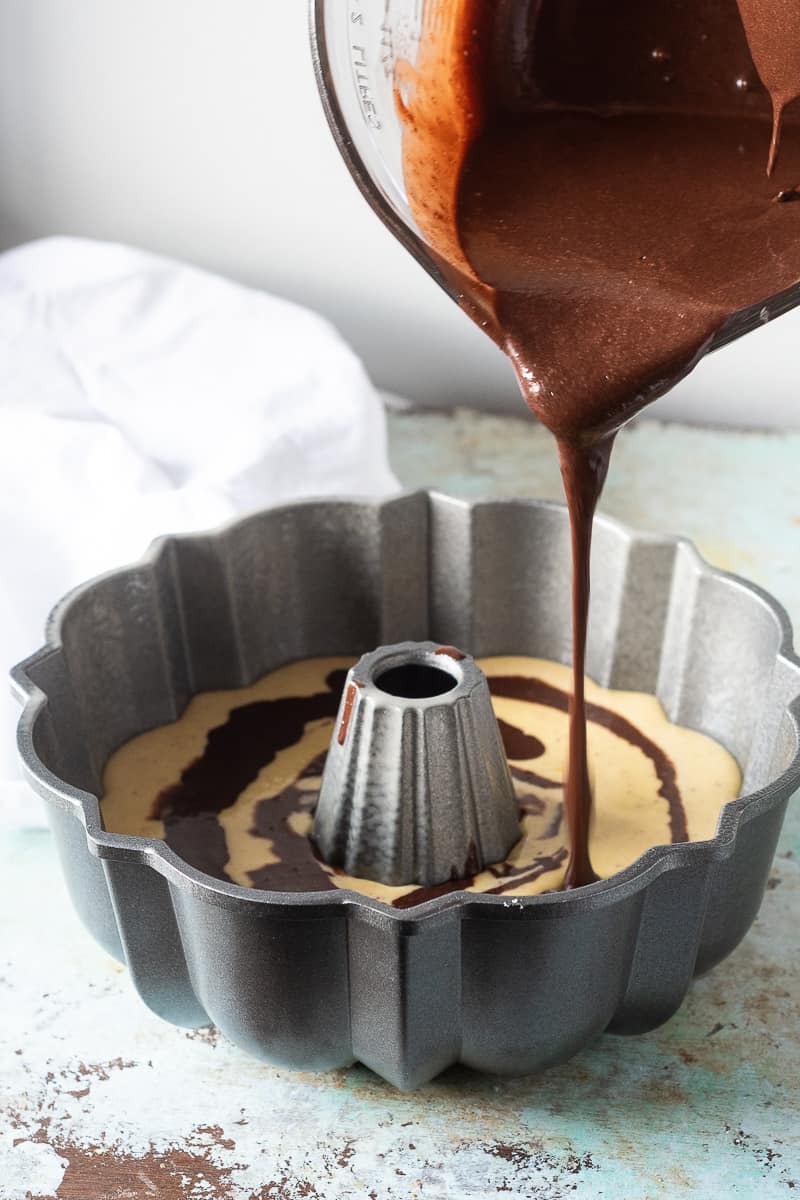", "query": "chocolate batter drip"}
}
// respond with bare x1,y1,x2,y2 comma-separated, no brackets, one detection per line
399,0,800,886
558,439,613,887
736,0,800,172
